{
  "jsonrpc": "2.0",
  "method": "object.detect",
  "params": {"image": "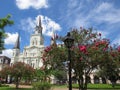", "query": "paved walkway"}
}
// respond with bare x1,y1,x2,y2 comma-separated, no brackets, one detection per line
8,84,78,90
8,84,31,88
53,87,78,90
